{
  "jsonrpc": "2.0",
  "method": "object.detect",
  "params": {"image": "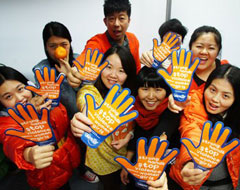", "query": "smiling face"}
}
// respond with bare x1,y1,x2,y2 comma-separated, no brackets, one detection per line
101,53,127,89
204,78,234,115
104,11,130,45
138,85,167,111
46,35,70,61
0,80,32,108
191,32,219,72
